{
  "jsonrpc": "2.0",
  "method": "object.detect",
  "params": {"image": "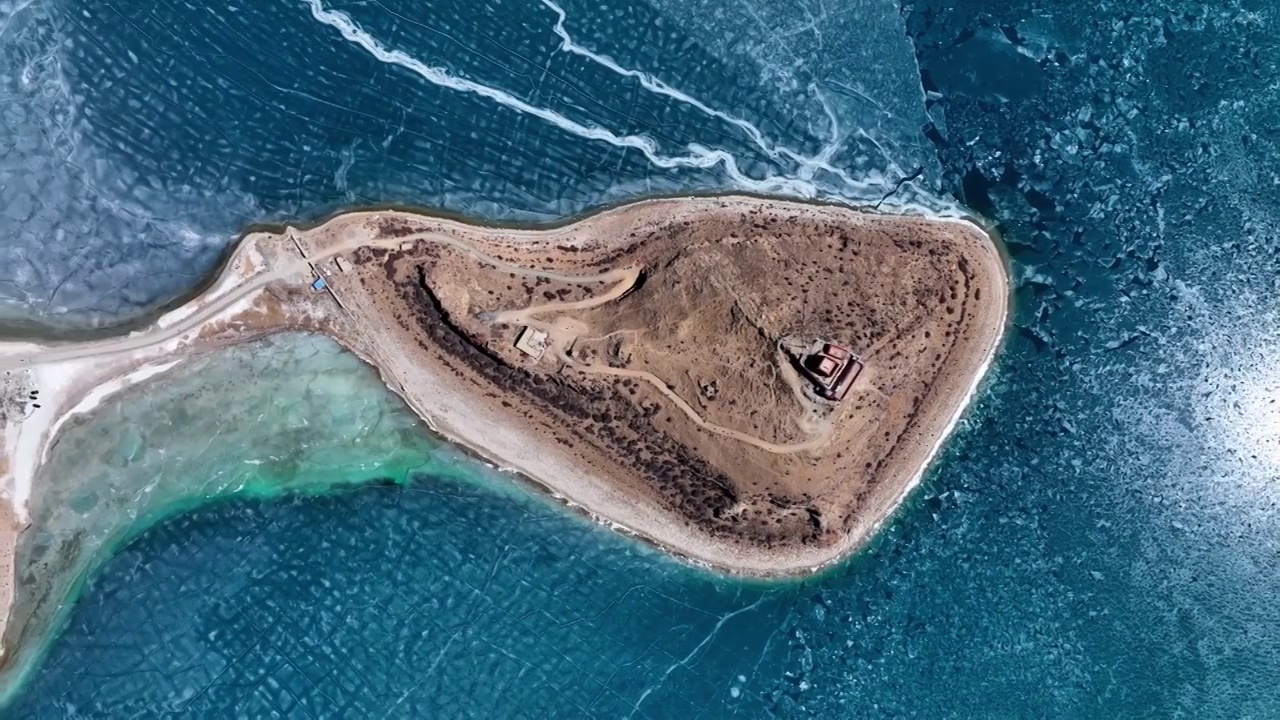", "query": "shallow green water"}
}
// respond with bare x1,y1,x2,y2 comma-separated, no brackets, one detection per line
2,332,812,717
0,333,449,703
